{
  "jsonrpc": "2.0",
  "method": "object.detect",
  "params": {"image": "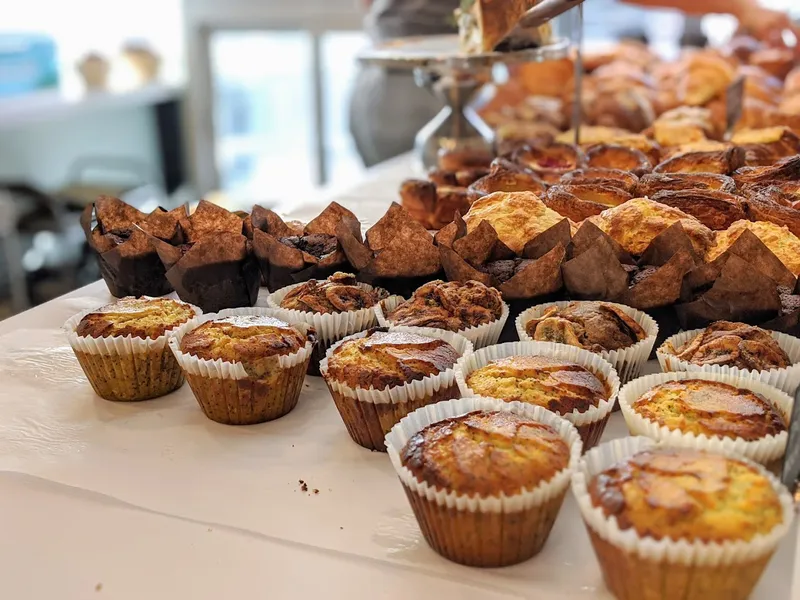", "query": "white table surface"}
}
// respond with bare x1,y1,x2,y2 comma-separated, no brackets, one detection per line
0,157,797,599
